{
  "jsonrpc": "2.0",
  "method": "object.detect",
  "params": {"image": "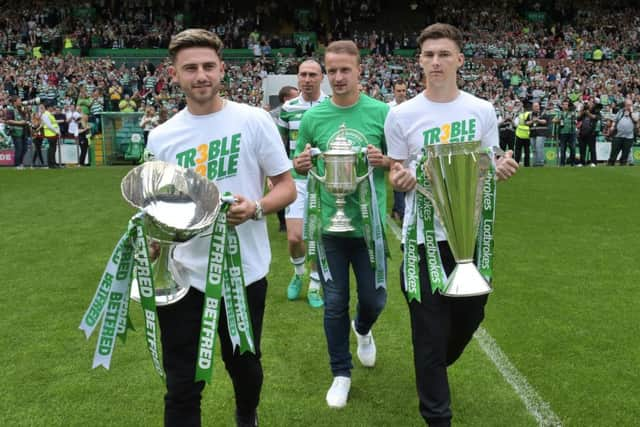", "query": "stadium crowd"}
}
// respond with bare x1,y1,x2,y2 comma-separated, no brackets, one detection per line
1,0,639,166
